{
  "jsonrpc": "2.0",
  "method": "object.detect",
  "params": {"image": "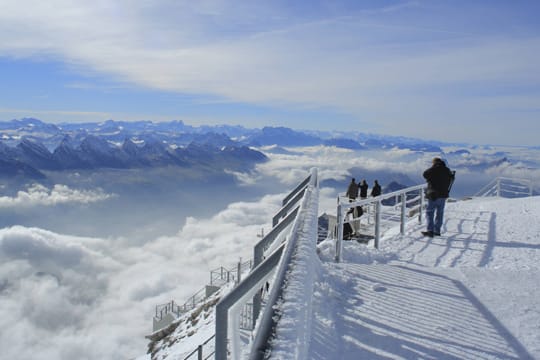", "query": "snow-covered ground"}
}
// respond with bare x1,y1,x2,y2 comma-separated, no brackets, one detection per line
149,195,540,359
310,196,540,359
